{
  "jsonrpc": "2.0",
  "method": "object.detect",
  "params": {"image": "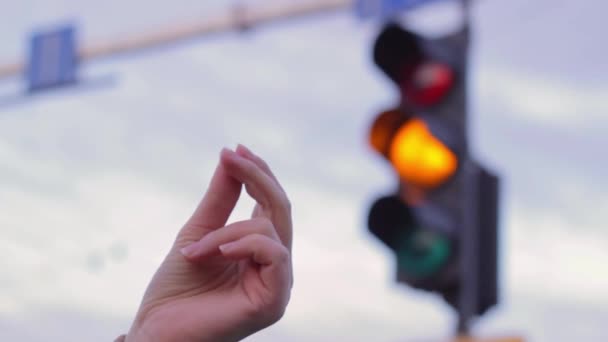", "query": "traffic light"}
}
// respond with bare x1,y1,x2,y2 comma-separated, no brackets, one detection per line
366,22,500,332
